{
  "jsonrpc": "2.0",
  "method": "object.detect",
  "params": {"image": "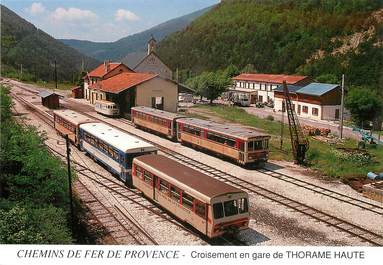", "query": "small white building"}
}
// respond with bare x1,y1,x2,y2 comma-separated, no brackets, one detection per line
274,83,341,121
232,73,311,104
